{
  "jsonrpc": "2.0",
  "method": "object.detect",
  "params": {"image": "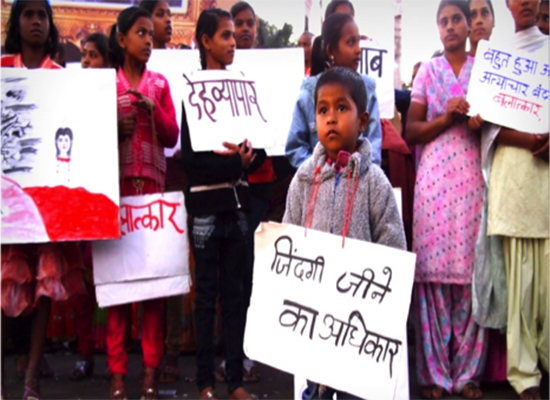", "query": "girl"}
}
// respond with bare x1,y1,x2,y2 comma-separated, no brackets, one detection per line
139,0,172,49
213,1,274,385
64,32,110,382
283,66,405,400
285,13,382,170
406,1,487,398
1,2,86,399
468,0,495,57
107,6,178,400
180,8,255,400
139,0,184,384
81,32,110,69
